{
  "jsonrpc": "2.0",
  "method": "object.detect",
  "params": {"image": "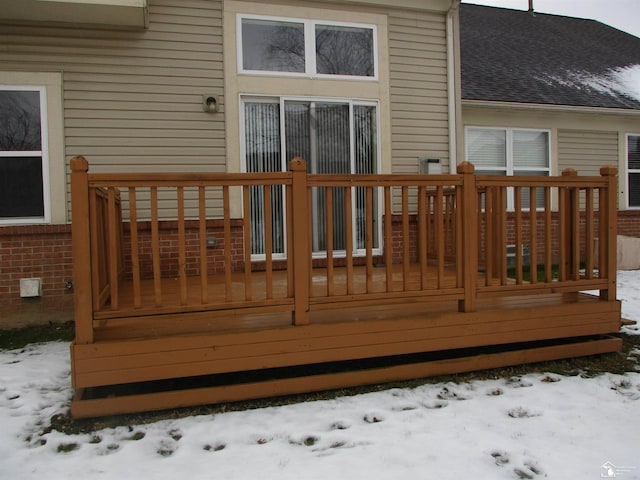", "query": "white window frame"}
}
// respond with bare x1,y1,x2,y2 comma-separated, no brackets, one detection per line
240,95,382,260
0,85,51,225
626,133,640,210
465,126,551,211
237,14,378,81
